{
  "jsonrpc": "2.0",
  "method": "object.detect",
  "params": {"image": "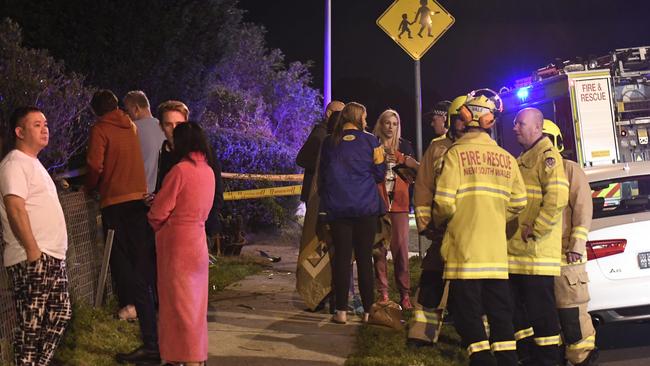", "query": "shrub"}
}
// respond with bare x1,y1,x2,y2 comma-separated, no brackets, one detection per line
209,23,321,155
204,86,271,134
207,127,301,229
0,18,93,171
